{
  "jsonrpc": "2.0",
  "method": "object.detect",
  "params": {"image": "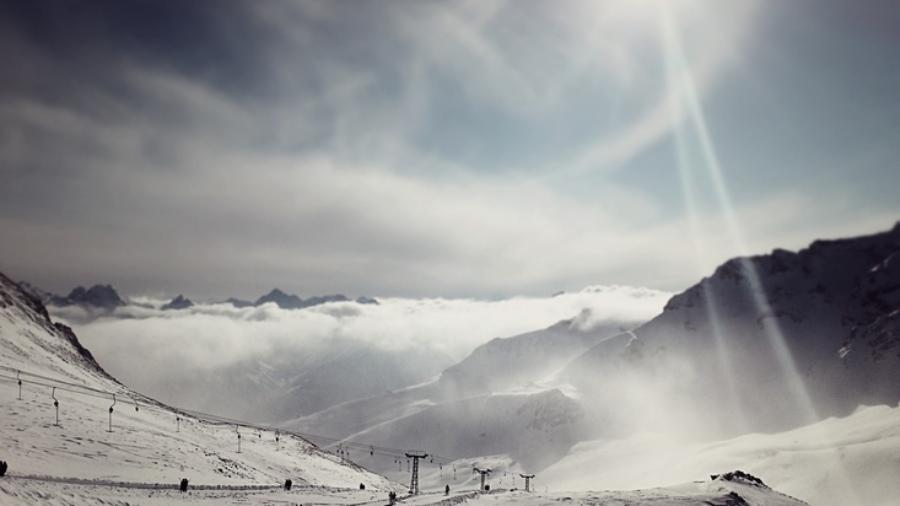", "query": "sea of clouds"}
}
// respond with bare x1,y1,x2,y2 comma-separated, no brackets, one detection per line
51,285,673,414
